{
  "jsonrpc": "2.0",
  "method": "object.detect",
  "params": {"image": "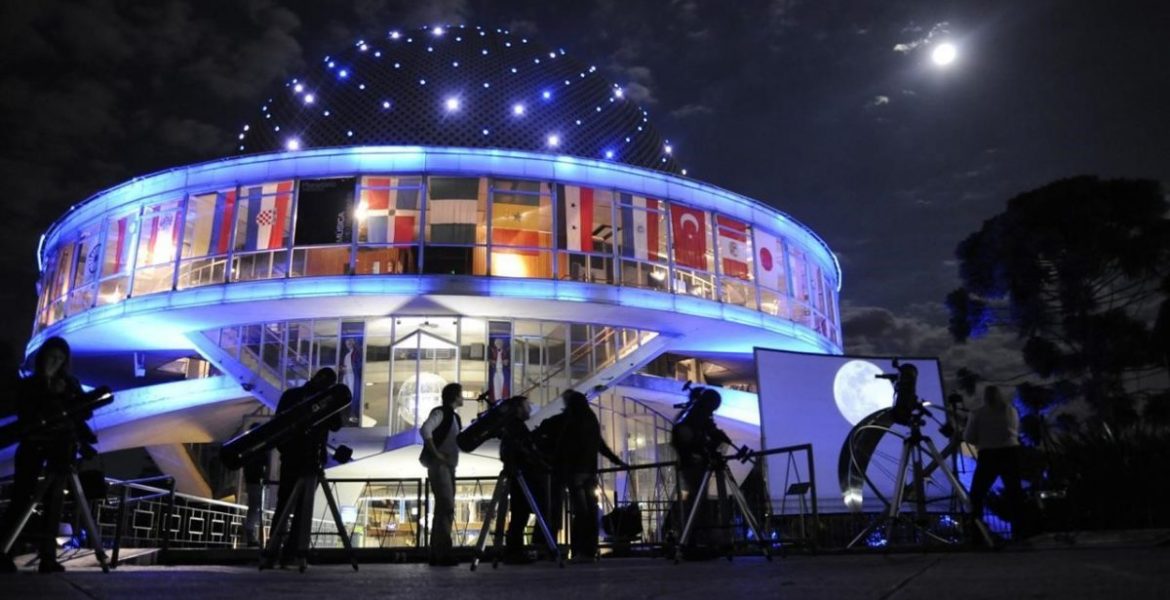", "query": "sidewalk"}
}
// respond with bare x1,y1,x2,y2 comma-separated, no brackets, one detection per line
3,544,1168,599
